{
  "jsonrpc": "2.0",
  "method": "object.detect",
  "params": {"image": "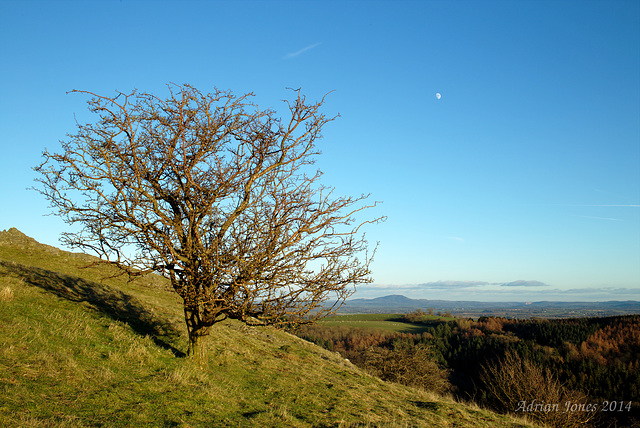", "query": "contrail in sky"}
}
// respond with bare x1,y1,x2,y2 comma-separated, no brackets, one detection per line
576,215,623,221
553,204,640,207
284,42,322,59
